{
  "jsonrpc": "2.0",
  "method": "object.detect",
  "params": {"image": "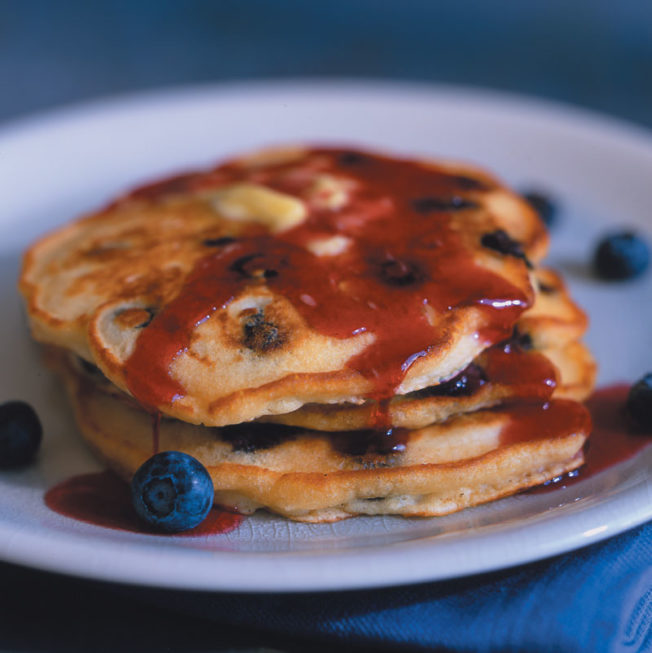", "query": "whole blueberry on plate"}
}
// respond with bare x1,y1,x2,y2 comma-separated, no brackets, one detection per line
593,232,650,280
131,451,214,532
627,374,652,430
0,401,42,469
522,191,557,228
